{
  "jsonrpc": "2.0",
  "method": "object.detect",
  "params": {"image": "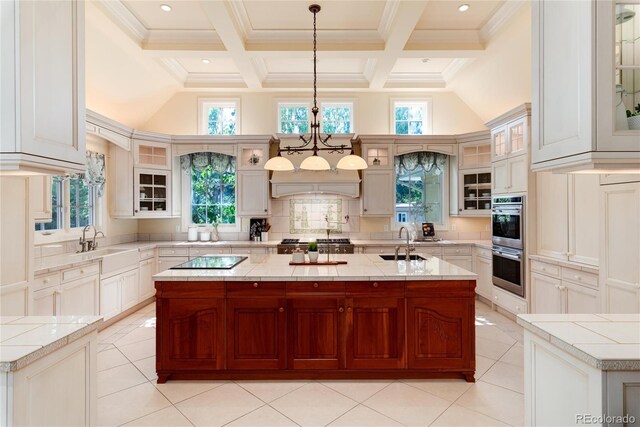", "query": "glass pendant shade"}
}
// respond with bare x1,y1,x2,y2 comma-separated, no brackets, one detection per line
300,154,331,171
264,156,294,171
336,154,368,170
